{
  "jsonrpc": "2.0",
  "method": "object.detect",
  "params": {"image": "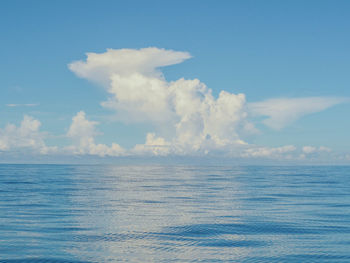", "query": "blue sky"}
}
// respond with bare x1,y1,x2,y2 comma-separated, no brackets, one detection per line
1,0,349,163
